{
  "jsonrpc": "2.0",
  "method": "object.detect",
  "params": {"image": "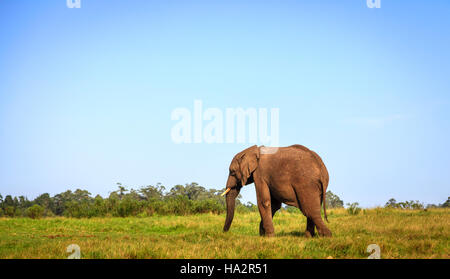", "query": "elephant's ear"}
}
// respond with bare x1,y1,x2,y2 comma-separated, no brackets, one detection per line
238,145,260,186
